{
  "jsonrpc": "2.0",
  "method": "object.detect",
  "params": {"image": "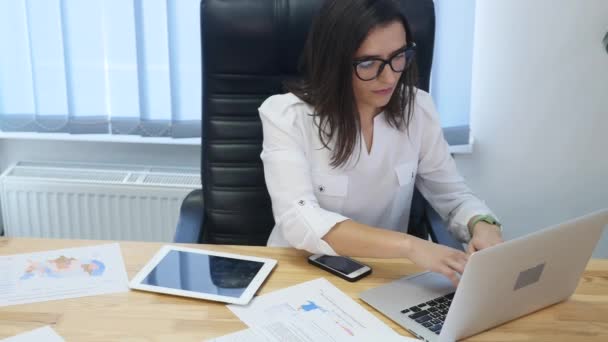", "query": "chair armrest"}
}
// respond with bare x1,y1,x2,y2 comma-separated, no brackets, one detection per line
425,204,465,251
173,189,204,243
